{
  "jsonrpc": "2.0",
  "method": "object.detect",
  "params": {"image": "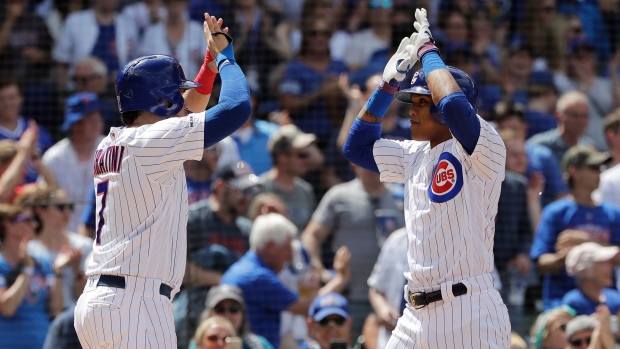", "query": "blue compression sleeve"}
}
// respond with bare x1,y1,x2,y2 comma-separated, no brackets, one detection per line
436,92,480,155
342,118,380,173
421,51,447,77
203,60,251,148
